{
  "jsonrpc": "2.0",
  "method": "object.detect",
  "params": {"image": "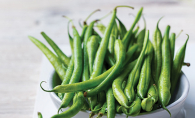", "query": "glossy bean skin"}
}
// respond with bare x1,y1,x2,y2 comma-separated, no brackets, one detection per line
29,36,67,81
38,112,43,118
171,35,189,94
90,8,117,79
85,40,126,97
122,7,143,50
82,20,97,82
90,6,134,79
58,25,83,110
124,30,149,103
122,95,142,116
152,18,163,86
51,92,85,118
40,65,115,93
58,56,74,100
108,20,118,55
41,32,70,67
116,17,127,40
128,26,140,48
112,60,137,108
141,78,158,111
169,33,176,63
106,87,115,118
158,25,171,116
137,40,153,99
87,35,101,75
